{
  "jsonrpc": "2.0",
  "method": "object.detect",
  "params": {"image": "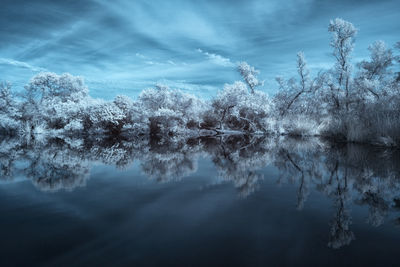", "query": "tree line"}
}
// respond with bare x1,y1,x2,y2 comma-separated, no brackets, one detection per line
1,18,399,146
